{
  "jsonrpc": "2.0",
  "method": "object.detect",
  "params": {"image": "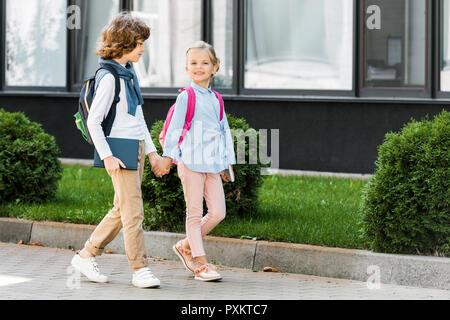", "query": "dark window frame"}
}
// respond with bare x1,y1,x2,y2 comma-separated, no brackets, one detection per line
435,0,450,99
0,0,448,103
0,0,5,91
238,0,357,98
2,0,71,92
359,0,433,98
126,0,207,95
68,0,129,92
208,0,237,95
